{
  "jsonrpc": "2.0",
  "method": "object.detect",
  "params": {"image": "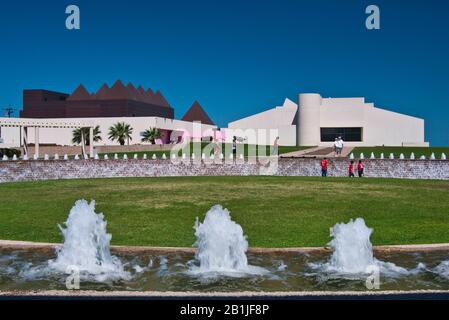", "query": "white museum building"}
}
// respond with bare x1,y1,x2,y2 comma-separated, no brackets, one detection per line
227,93,428,147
